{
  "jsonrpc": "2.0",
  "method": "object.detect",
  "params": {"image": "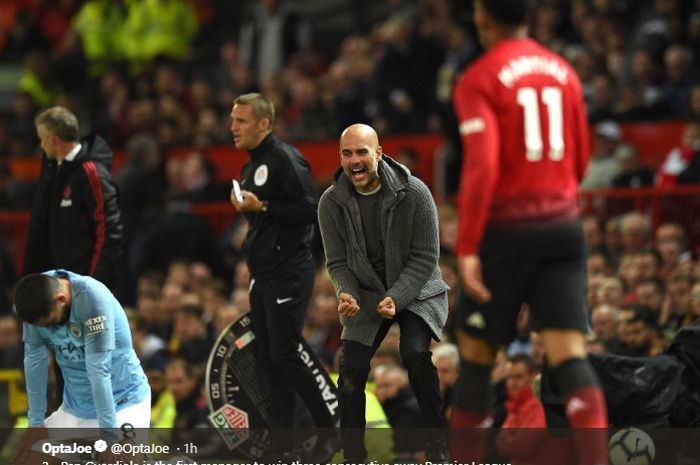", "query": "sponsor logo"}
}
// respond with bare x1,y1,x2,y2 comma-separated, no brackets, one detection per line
60,186,72,207
459,117,486,135
276,297,293,305
466,312,486,329
83,315,107,335
566,396,588,417
297,343,339,416
254,164,268,186
51,342,85,362
209,405,250,450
